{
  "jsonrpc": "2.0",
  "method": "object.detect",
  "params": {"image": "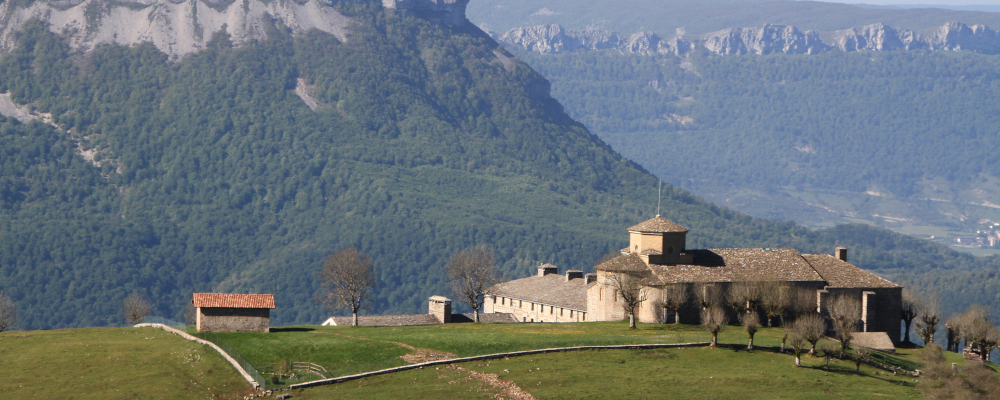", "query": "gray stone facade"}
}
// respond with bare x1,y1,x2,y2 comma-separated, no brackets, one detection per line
196,307,271,333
